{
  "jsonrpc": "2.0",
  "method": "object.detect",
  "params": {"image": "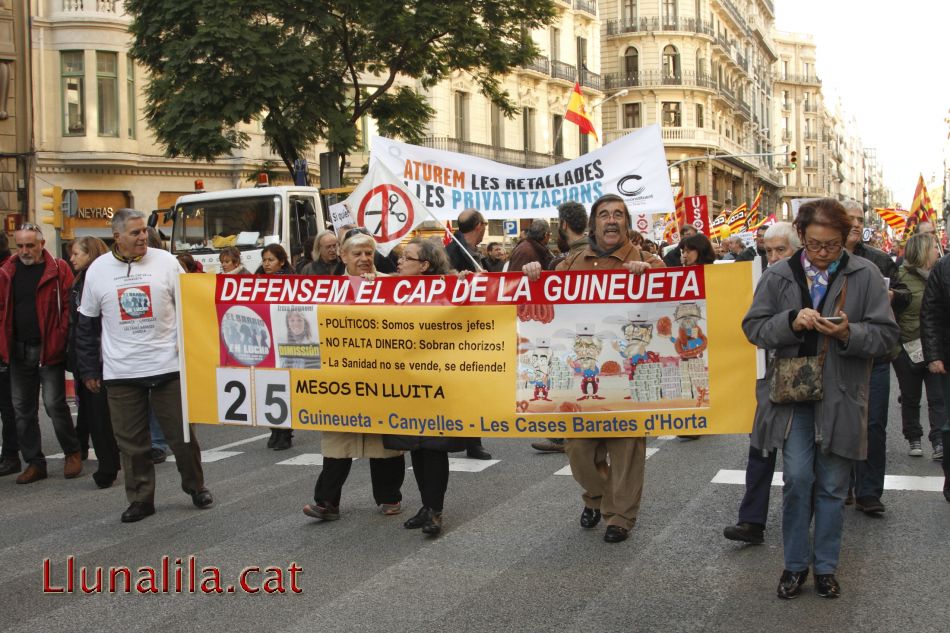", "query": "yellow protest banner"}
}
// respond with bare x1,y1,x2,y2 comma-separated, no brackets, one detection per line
179,264,758,438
